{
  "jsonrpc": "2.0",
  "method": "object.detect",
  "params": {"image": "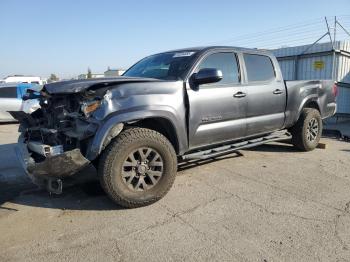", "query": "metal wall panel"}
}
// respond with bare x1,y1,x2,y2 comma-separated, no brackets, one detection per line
296,55,333,80
273,41,350,57
277,60,295,80
272,41,350,84
336,55,350,84
337,86,350,114
273,41,350,115
273,42,333,57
